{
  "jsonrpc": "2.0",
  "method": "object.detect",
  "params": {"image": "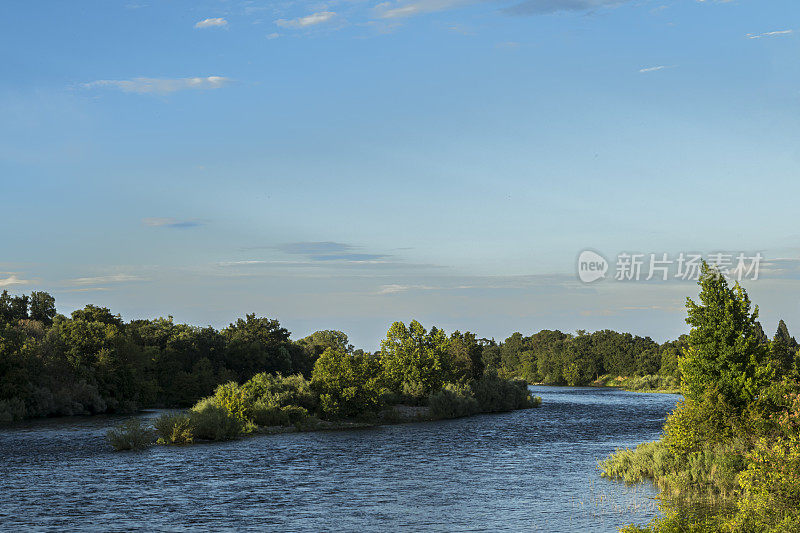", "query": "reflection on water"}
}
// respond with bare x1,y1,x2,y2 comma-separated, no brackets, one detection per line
0,386,679,532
